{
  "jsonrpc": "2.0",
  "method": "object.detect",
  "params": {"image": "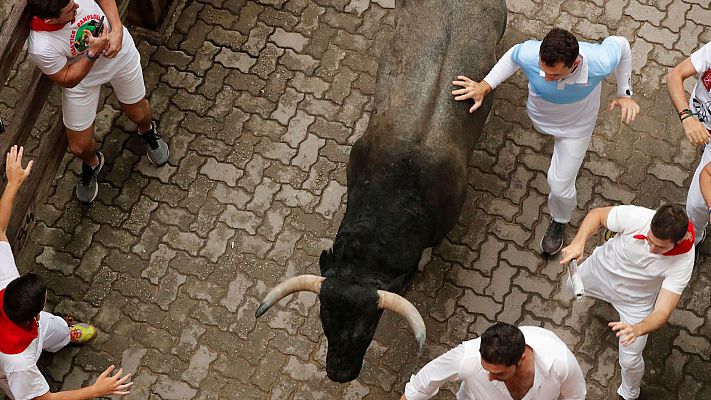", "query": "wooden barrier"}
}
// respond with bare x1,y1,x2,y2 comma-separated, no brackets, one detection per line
0,0,66,250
